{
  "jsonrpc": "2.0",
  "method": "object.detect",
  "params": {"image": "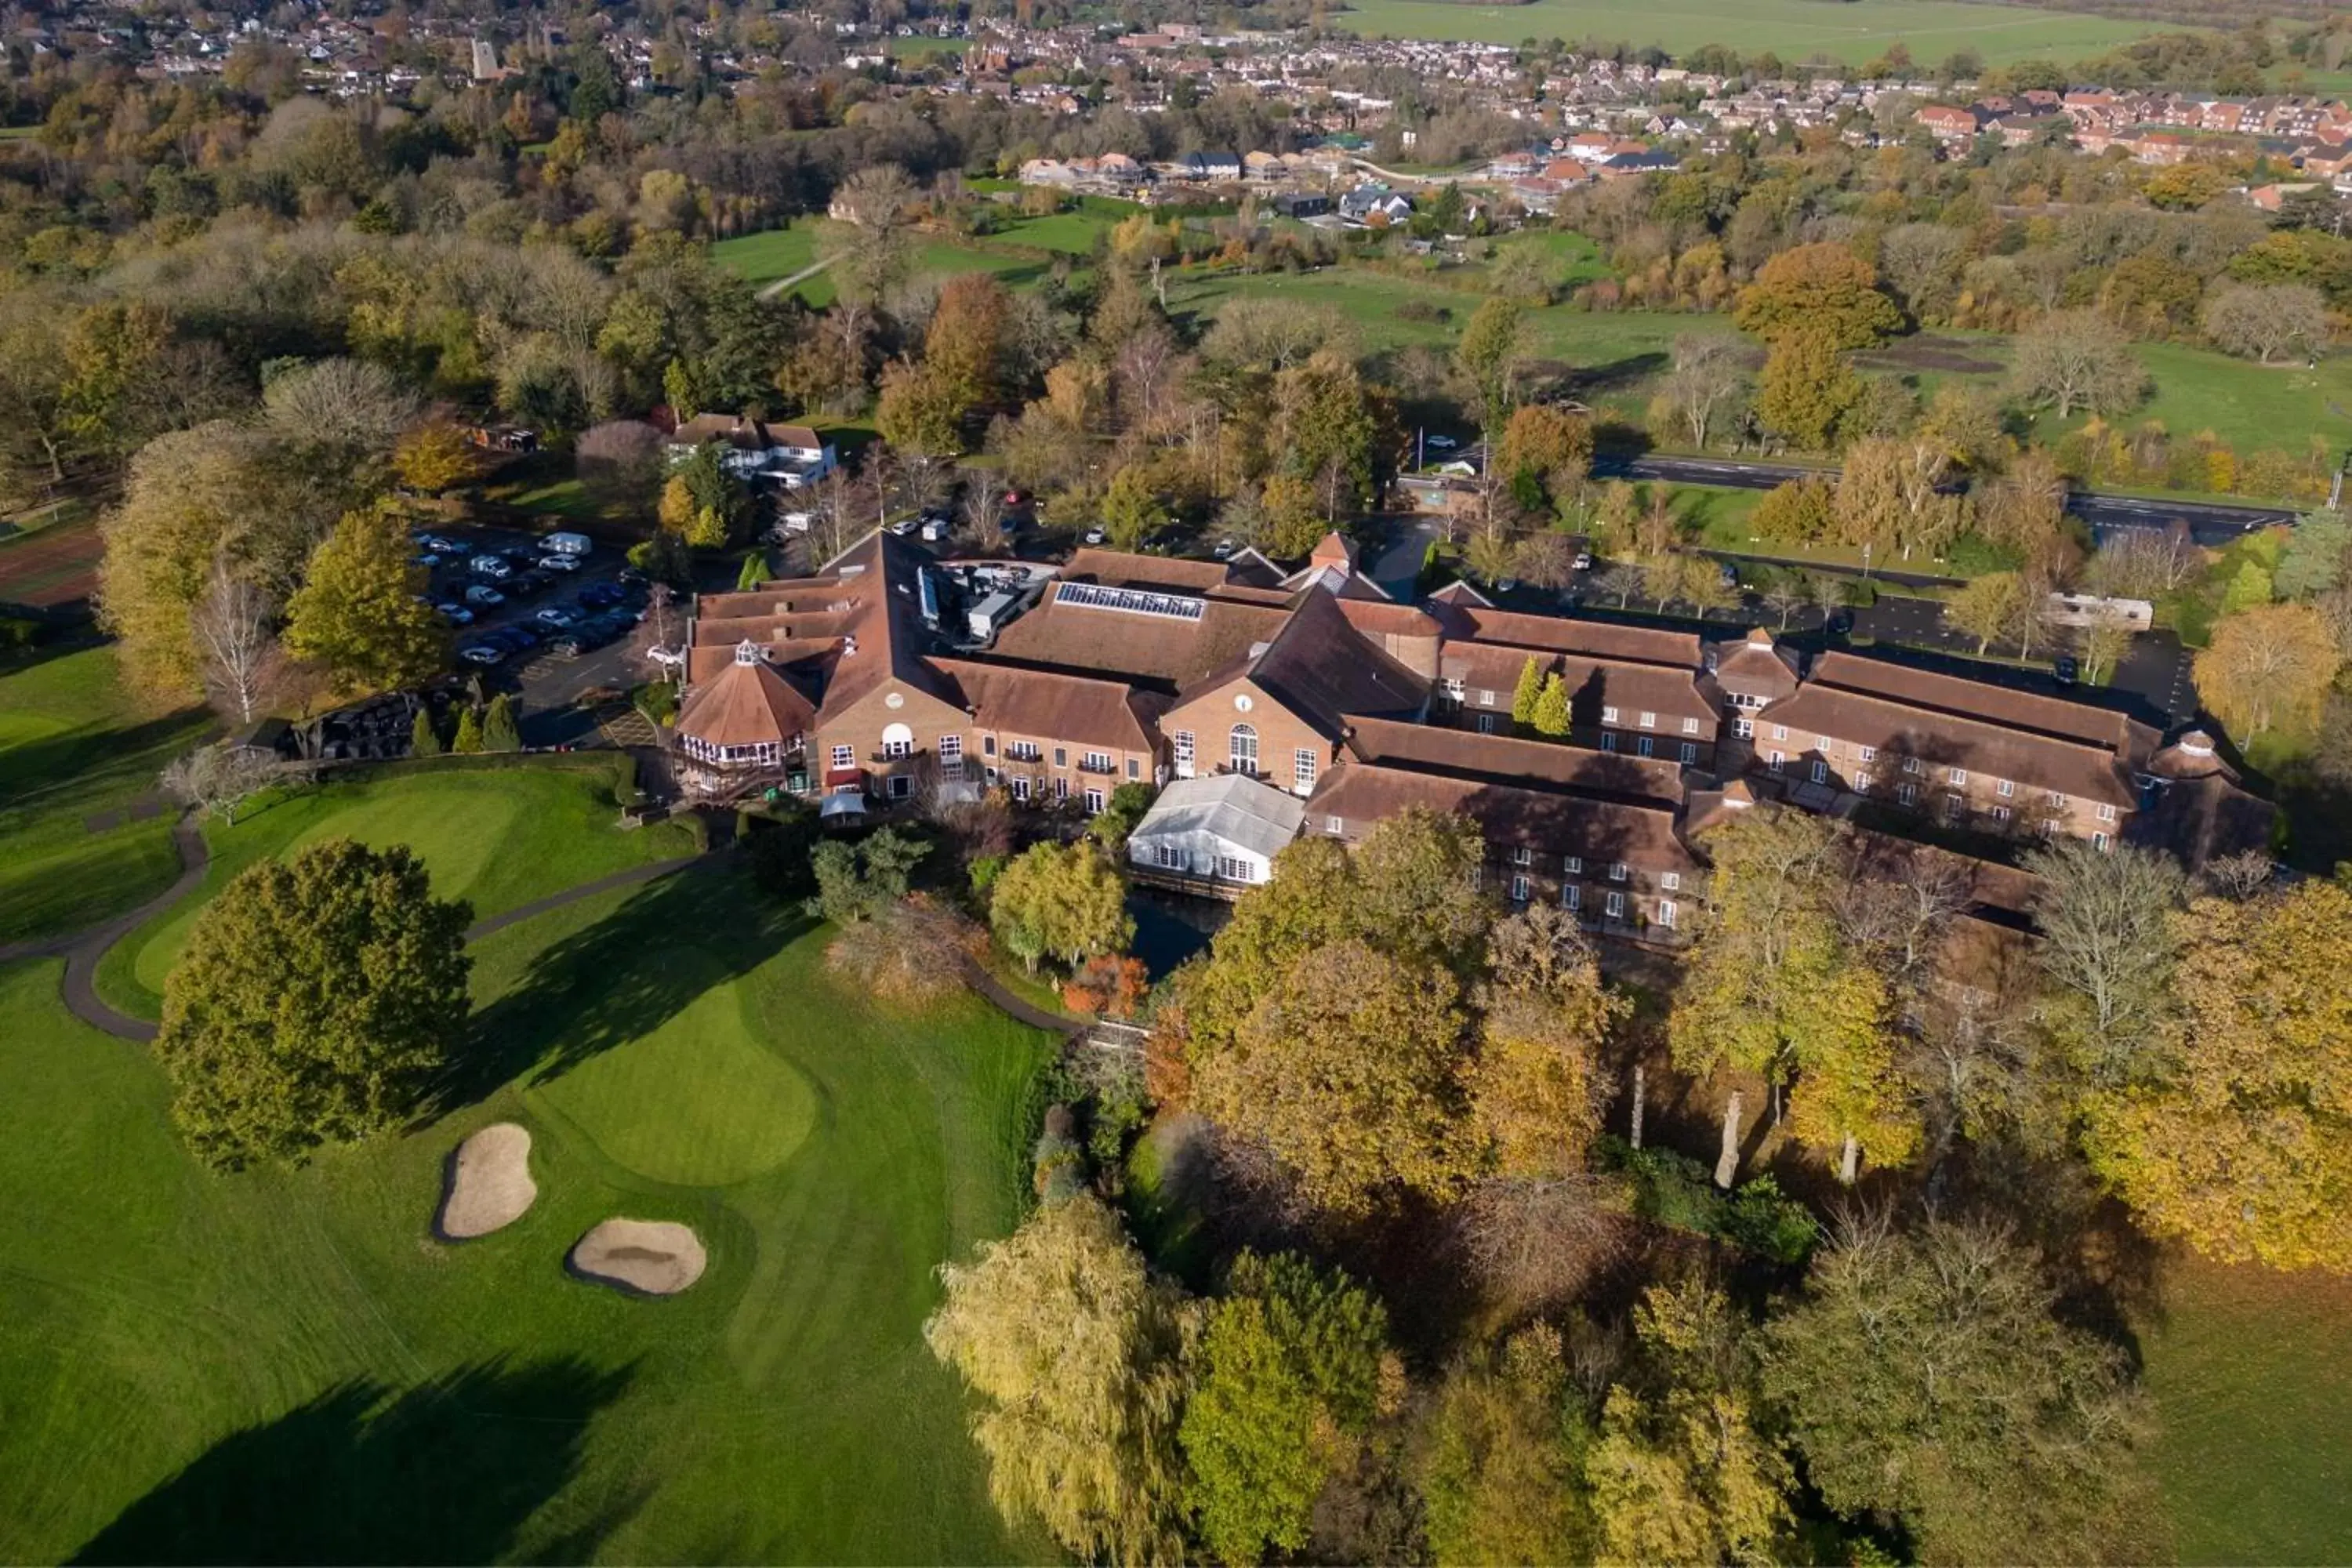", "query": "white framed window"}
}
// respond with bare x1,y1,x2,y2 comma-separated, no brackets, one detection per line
1897,782,1918,805
1905,757,1925,775
1996,778,2014,798
1947,767,1967,787
1127,757,1141,779
1009,741,1041,762
1011,776,1032,802
1054,776,1069,800
1565,855,1583,875
1637,735,1654,757
1661,872,1680,891
1657,898,1677,929
1083,750,1111,773
1733,717,1754,739
1817,735,1834,753
1294,749,1317,791
1605,890,1625,920
1441,677,1465,703
1610,861,1629,882
985,765,1000,785
1510,874,1530,903
2098,802,2117,822
1639,710,1656,729
983,735,998,757
2046,789,2065,807
1229,724,1258,773
1680,742,1698,764
2092,830,2111,850
1152,843,1181,869
888,774,911,799
1810,759,1828,783
882,737,912,760
1477,713,1498,734
1767,750,1784,772
1563,884,1582,912
1854,770,1872,793
829,743,853,771
1991,804,2013,824
1173,730,1194,777
1327,815,1344,835
938,735,963,763
1859,745,1877,762
1052,746,1067,768
1512,845,1533,866
1084,788,1105,813
1214,855,1254,883
1682,717,1701,735
1479,688,1495,706
1601,732,1618,753
1772,724,1788,742
1602,705,1619,724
